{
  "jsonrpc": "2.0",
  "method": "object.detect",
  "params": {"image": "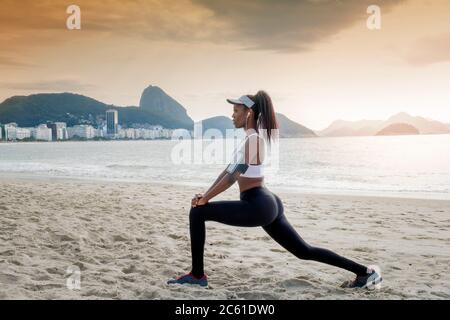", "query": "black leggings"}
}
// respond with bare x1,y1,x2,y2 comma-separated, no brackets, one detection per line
189,186,367,278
